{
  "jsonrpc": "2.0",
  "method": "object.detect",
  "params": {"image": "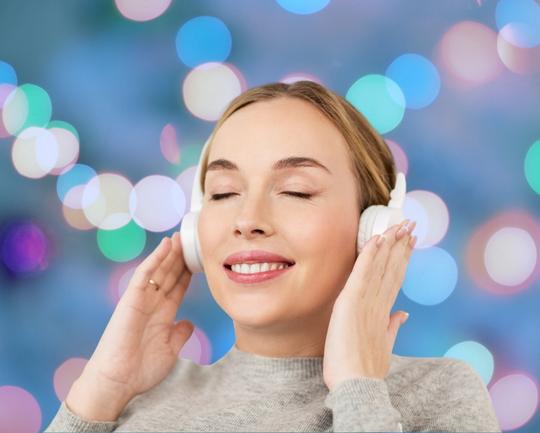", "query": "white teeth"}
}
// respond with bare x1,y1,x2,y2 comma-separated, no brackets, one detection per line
230,262,290,274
